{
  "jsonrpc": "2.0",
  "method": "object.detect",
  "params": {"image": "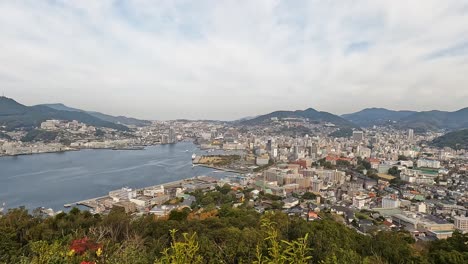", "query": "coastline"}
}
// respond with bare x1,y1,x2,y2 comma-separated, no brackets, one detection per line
0,144,162,158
